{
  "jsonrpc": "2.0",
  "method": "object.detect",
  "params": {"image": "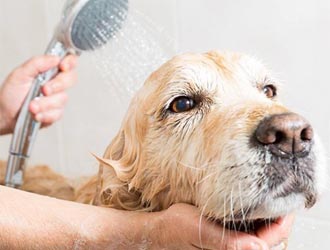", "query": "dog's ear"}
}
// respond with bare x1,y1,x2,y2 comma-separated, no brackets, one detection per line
103,96,147,182
95,97,149,210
